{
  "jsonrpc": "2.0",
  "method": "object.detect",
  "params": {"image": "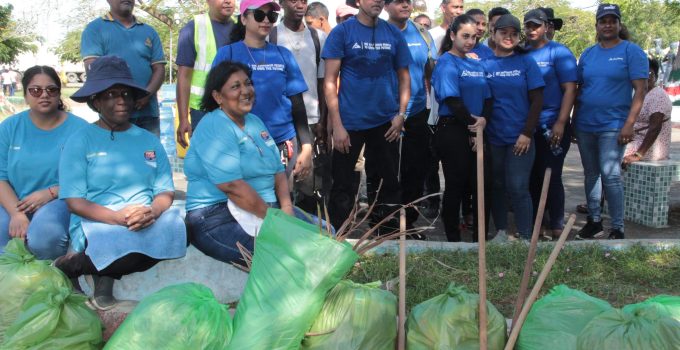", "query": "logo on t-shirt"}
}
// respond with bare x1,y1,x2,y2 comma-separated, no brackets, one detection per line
608,57,624,61
144,151,156,161
461,70,484,78
408,42,422,47
352,43,361,49
466,53,480,60
145,38,152,48
490,70,522,77
260,131,271,141
536,61,550,68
